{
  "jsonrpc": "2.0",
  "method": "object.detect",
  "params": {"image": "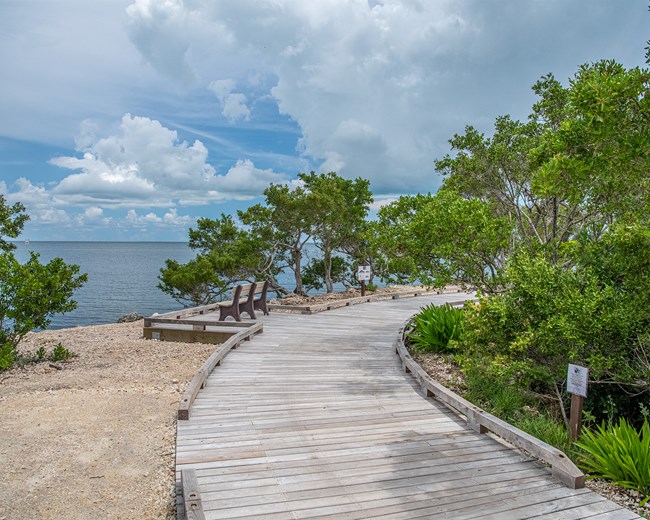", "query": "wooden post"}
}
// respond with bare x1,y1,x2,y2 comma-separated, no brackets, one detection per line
569,393,584,443
567,363,589,443
361,279,366,297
